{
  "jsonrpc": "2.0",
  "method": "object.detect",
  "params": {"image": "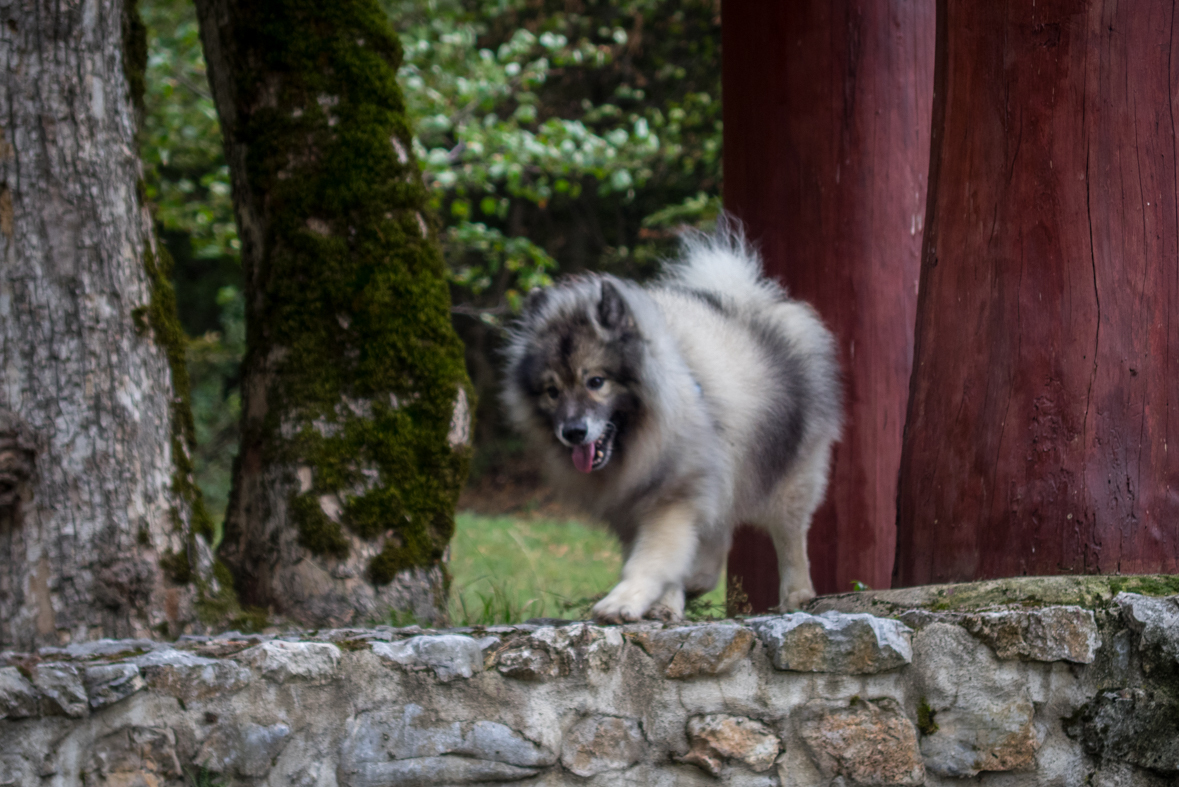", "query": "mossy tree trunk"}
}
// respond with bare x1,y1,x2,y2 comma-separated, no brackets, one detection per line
0,0,216,648
195,0,472,626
